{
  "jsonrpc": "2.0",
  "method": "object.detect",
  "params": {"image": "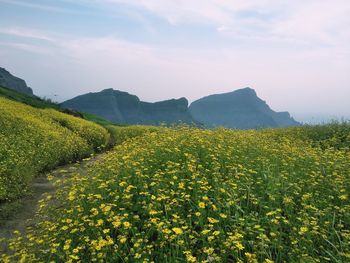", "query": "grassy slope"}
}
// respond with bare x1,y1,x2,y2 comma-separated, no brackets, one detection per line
0,86,59,109
81,112,115,126
0,87,115,224
0,97,110,203
0,85,114,126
